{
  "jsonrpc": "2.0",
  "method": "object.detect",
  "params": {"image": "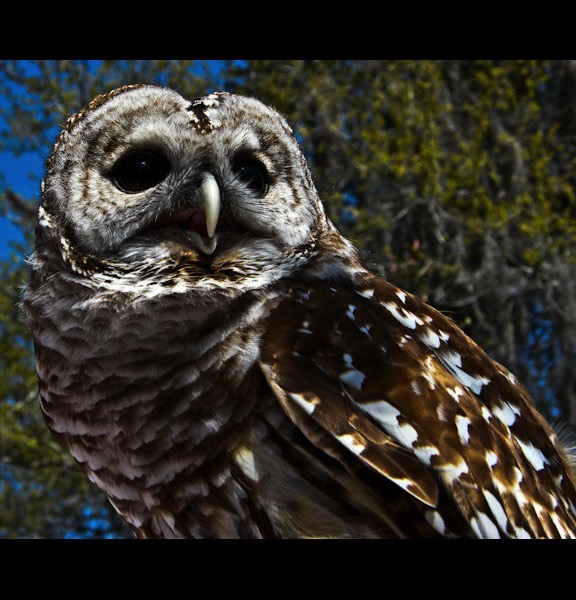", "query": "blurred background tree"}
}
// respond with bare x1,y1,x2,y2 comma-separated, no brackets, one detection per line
2,59,576,538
